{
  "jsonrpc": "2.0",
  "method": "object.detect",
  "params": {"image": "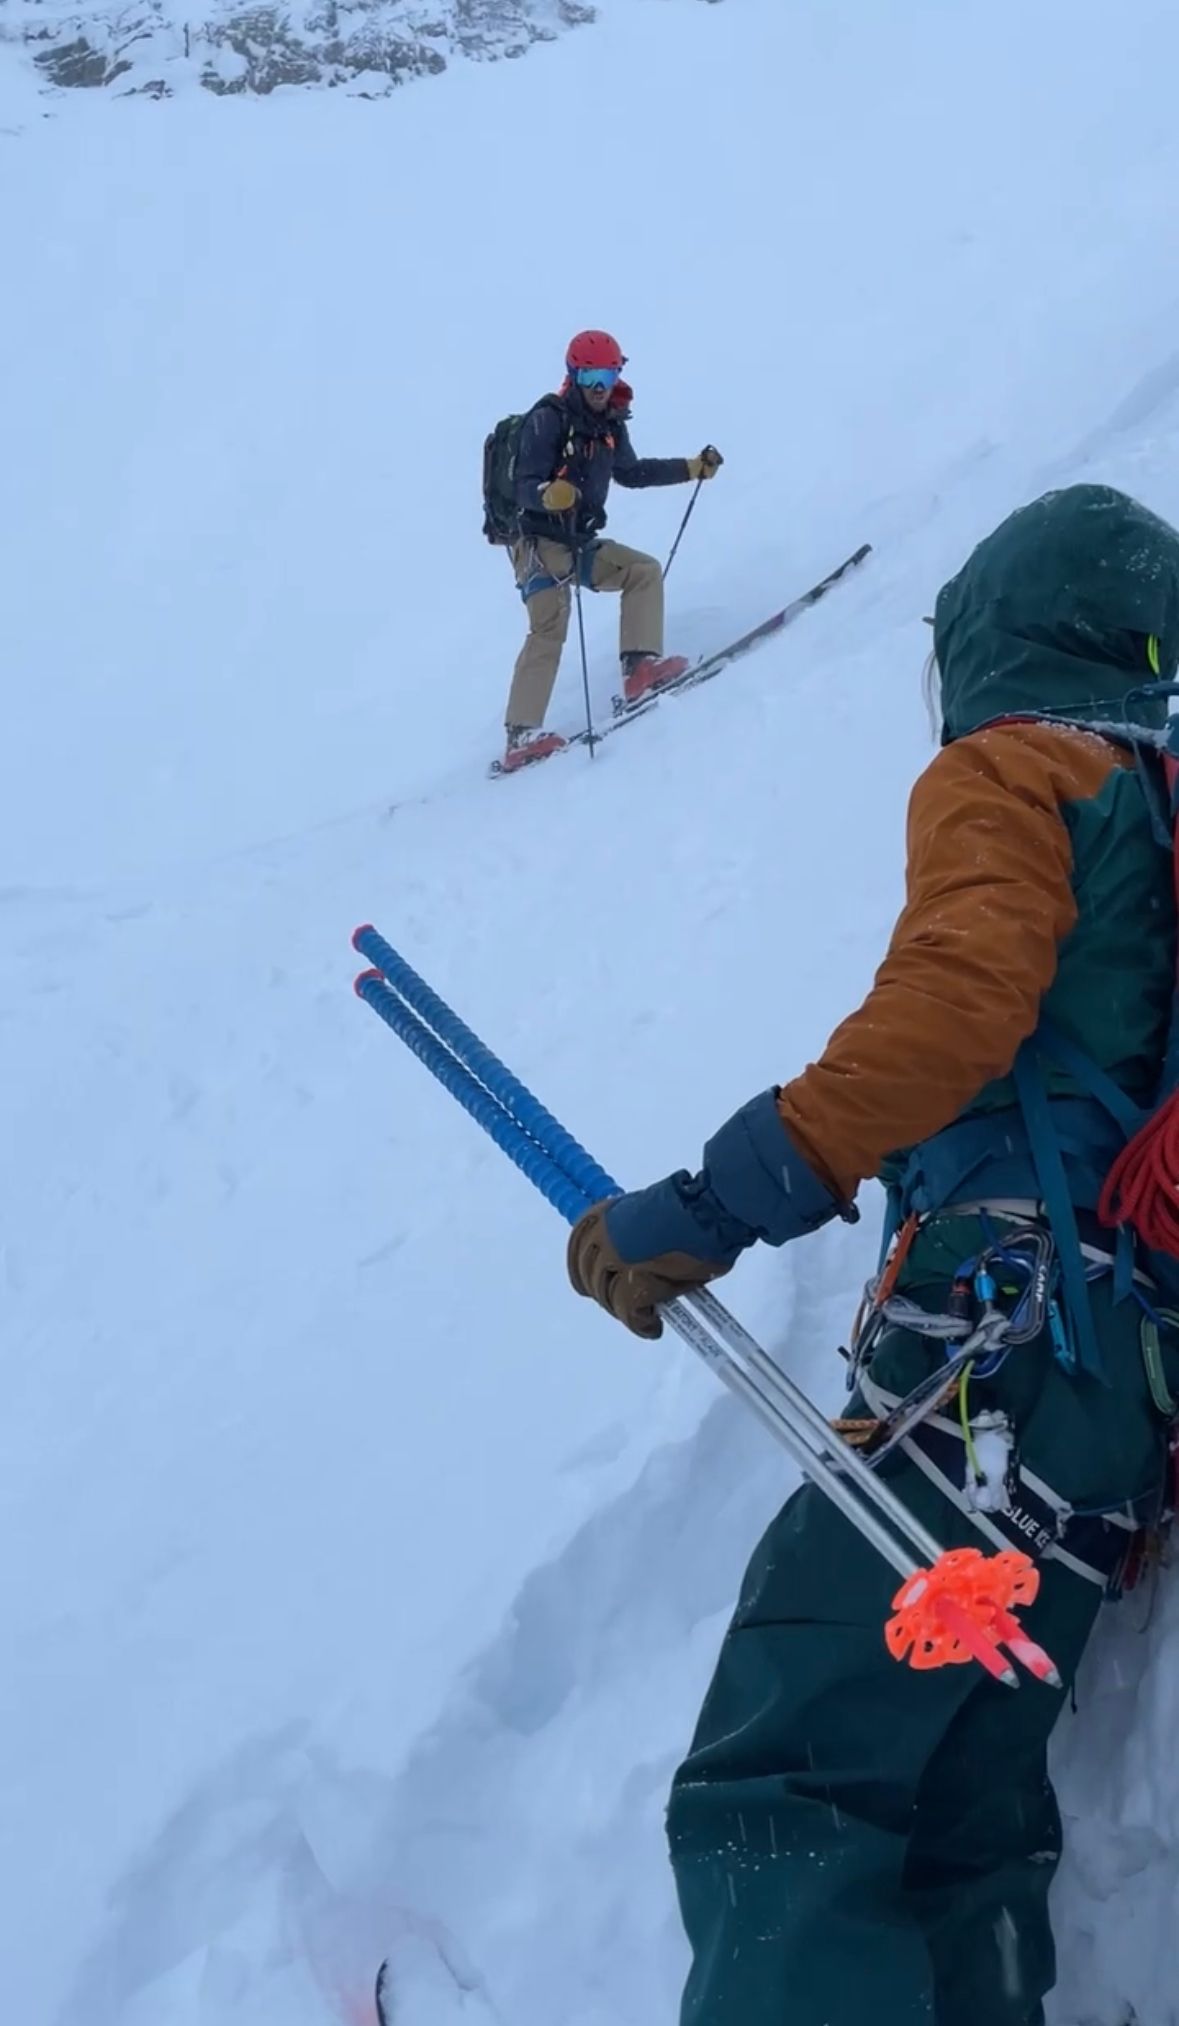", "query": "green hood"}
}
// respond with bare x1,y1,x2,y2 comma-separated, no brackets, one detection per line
933,484,1179,743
